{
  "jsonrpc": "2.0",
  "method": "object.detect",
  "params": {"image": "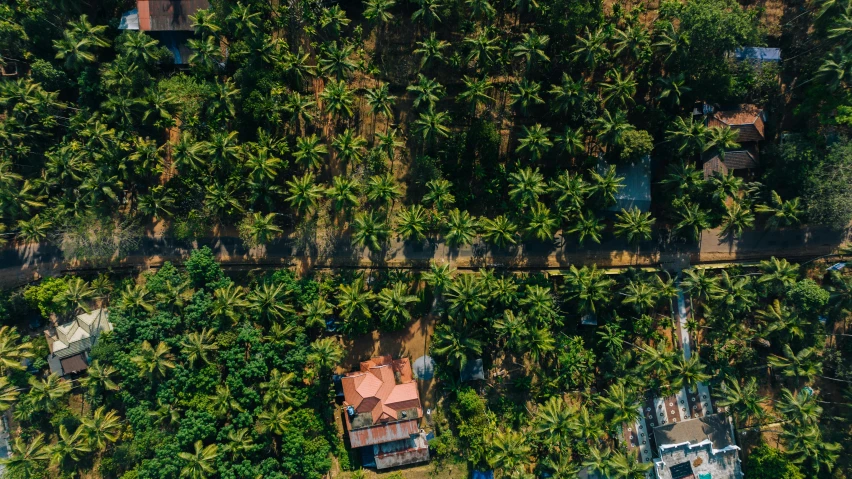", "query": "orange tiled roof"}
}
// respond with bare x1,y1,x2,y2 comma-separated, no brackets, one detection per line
341,355,422,432
136,0,209,31
708,105,765,142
